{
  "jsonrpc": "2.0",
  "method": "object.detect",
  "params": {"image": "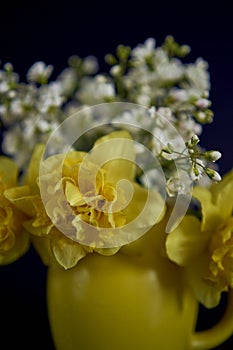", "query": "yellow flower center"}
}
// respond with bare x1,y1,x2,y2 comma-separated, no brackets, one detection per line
64,160,127,230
